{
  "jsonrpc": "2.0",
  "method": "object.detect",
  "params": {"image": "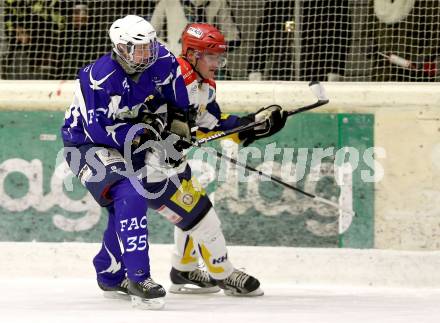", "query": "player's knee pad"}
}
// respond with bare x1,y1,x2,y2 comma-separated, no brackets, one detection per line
188,208,233,279
188,207,222,243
